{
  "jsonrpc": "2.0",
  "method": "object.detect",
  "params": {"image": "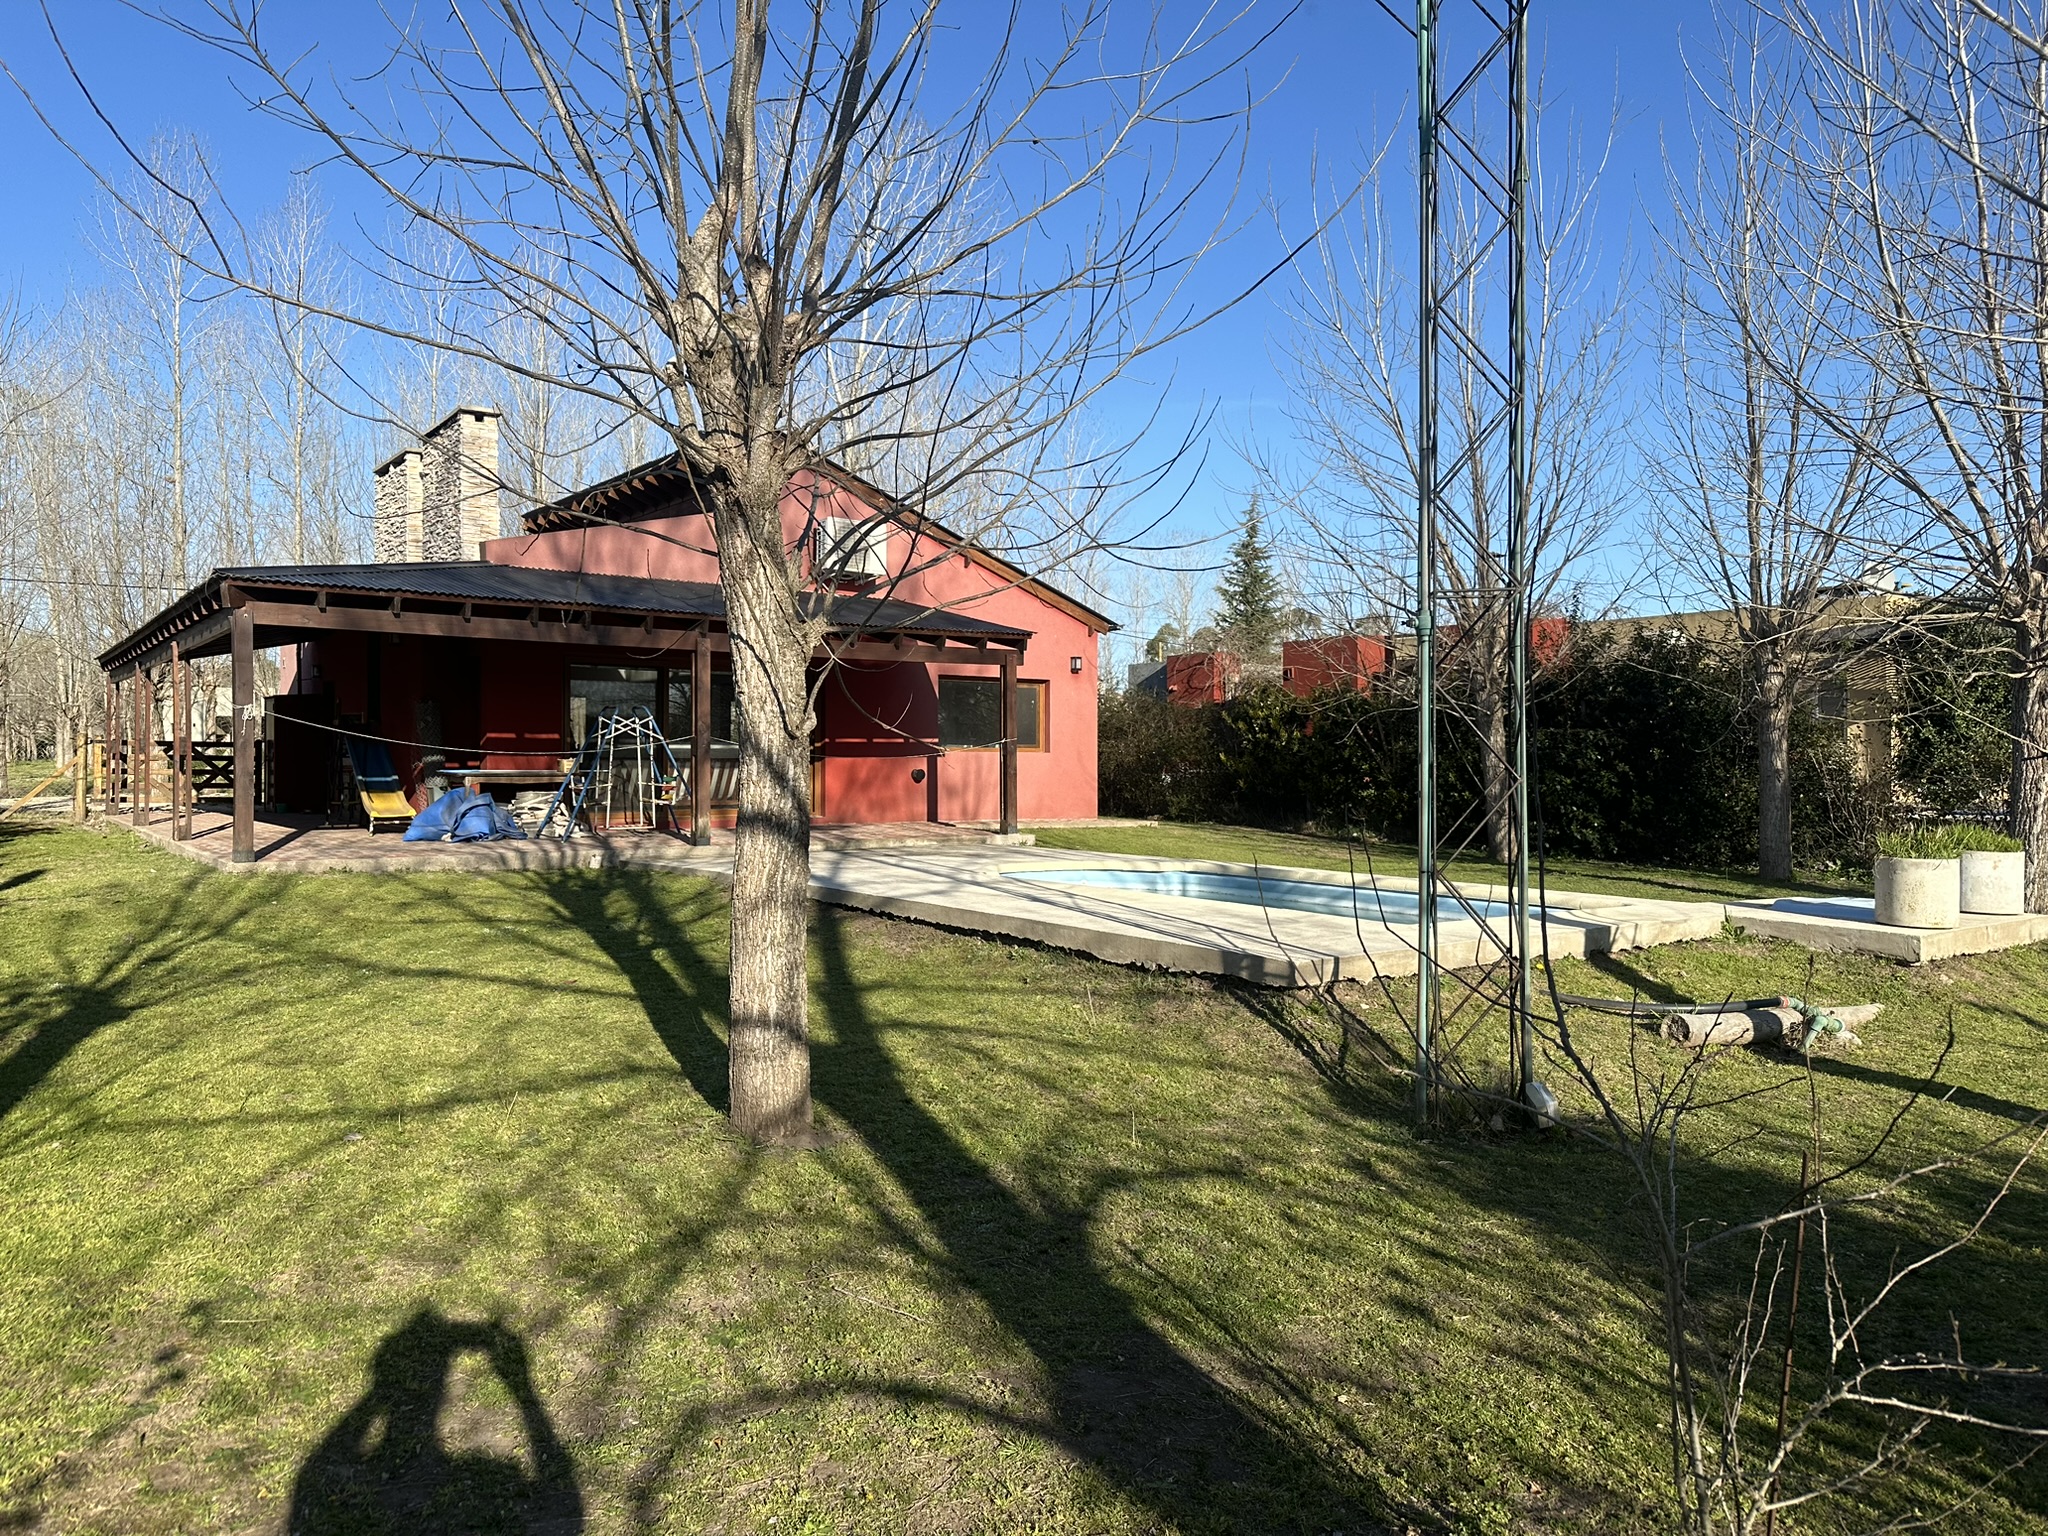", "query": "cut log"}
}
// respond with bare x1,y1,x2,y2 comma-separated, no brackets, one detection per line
1661,1003,1881,1049
1662,1007,1803,1047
